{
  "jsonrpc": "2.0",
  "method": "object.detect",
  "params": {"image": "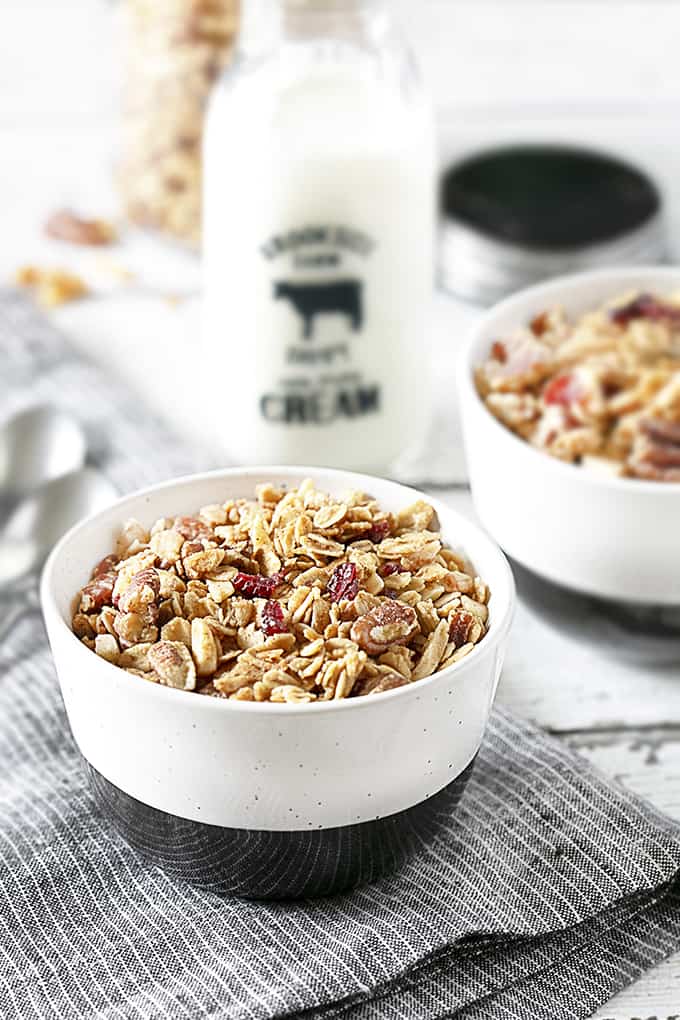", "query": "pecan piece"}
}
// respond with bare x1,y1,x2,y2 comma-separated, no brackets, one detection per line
449,611,483,647
79,573,116,612
45,209,117,246
118,568,160,614
350,601,418,655
529,311,550,336
72,613,94,639
148,641,197,690
632,422,680,471
639,418,680,449
173,516,213,541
